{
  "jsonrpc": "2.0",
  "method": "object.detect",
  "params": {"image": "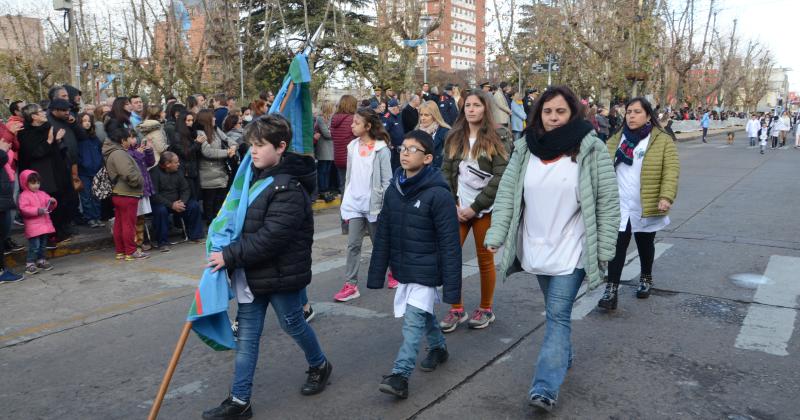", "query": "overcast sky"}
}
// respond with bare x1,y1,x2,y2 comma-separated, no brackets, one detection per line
6,0,798,90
